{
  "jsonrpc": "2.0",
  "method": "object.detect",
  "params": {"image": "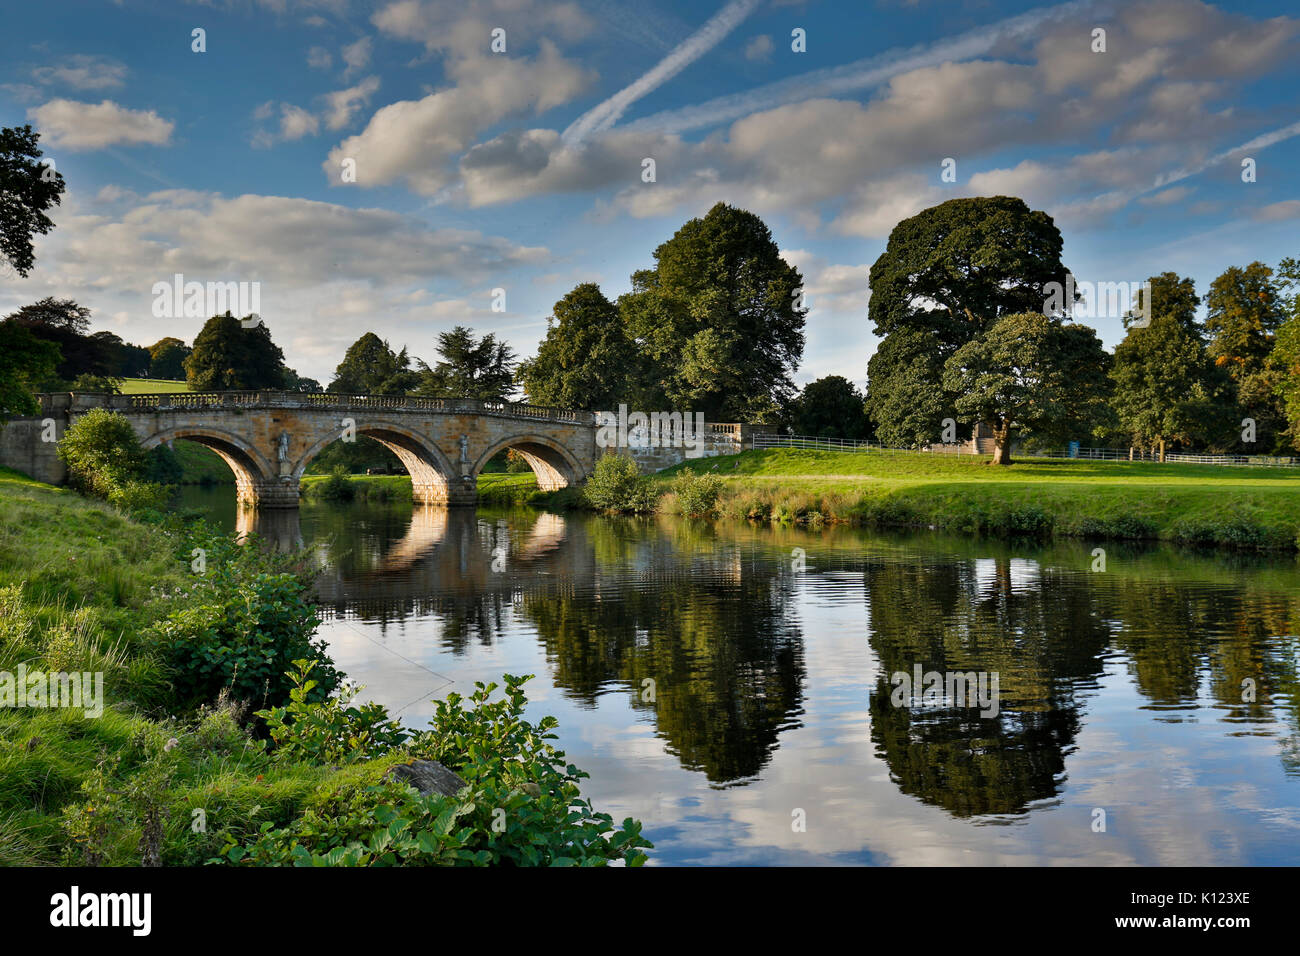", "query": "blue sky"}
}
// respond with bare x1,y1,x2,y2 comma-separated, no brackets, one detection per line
2,0,1298,388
